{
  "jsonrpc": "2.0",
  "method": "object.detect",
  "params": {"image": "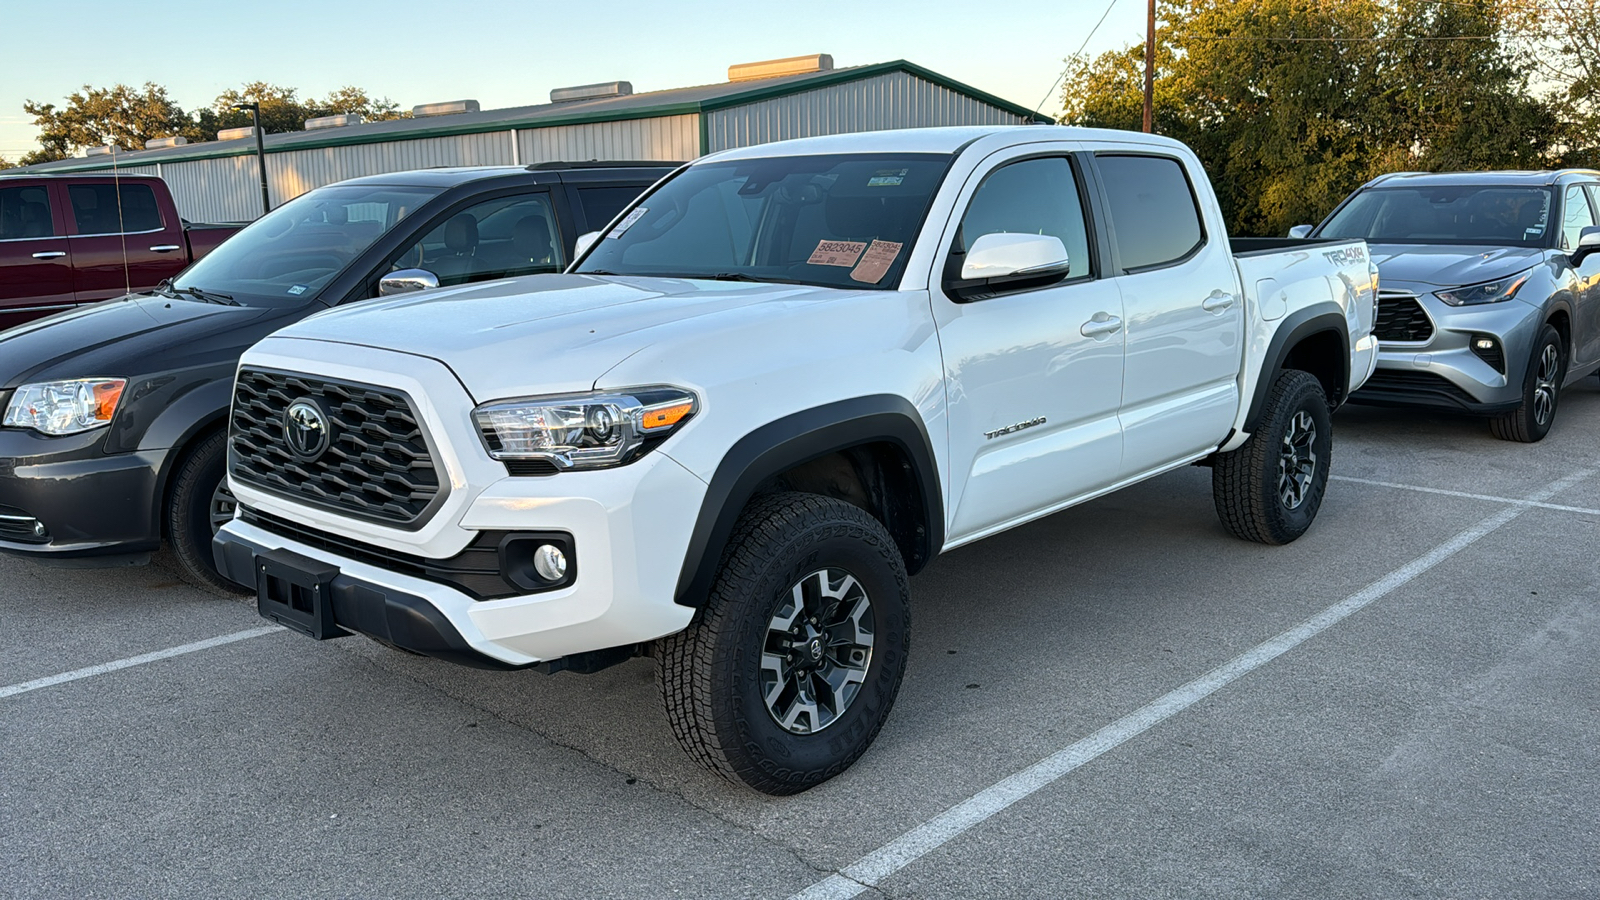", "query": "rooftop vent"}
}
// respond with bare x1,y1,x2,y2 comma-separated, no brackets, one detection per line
728,53,833,83
218,126,259,141
305,113,363,131
550,81,633,103
85,144,123,157
145,136,188,150
412,99,480,118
